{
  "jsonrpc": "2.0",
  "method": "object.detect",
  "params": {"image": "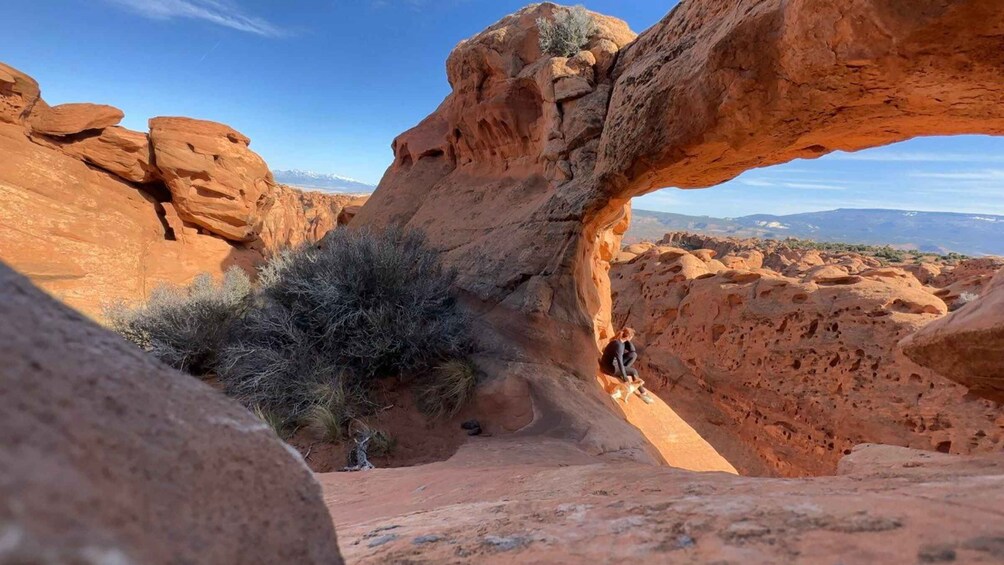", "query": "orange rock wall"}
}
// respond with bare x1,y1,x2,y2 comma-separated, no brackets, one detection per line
355,1,1004,422
611,240,1004,476
0,61,365,318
